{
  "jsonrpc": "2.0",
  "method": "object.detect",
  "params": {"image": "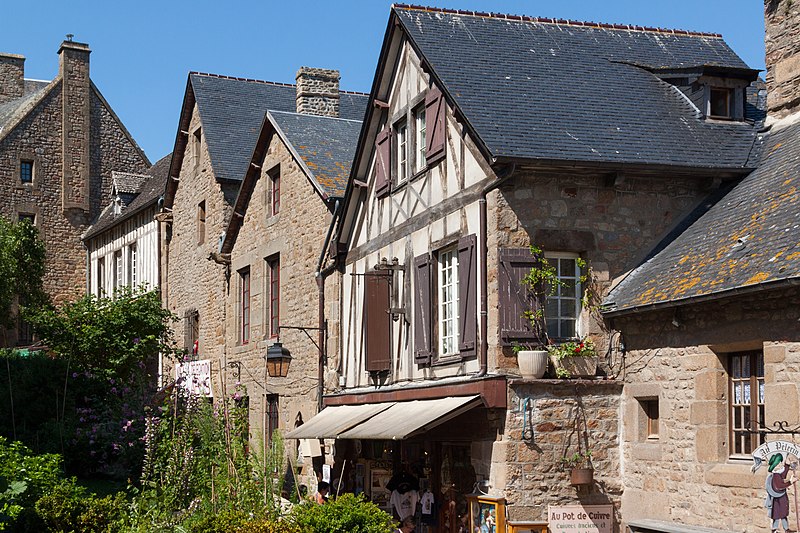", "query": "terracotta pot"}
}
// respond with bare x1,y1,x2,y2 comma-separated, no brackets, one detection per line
570,467,594,486
517,350,548,379
550,355,597,378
